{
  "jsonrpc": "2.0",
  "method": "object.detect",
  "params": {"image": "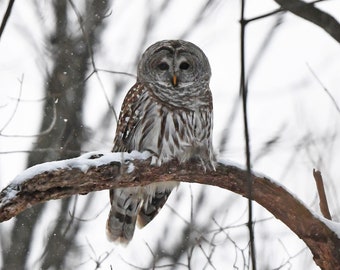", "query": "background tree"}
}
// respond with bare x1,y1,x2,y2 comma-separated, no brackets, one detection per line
1,0,110,268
